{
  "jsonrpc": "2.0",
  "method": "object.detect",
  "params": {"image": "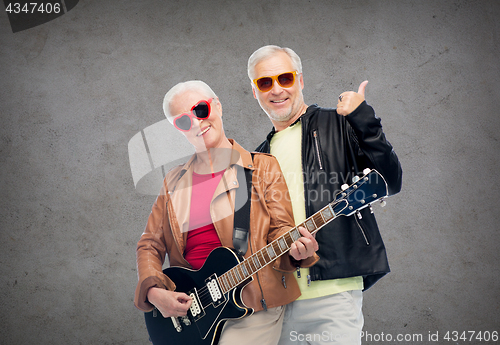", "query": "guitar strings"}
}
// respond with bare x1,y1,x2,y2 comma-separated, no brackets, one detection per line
190,178,369,313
